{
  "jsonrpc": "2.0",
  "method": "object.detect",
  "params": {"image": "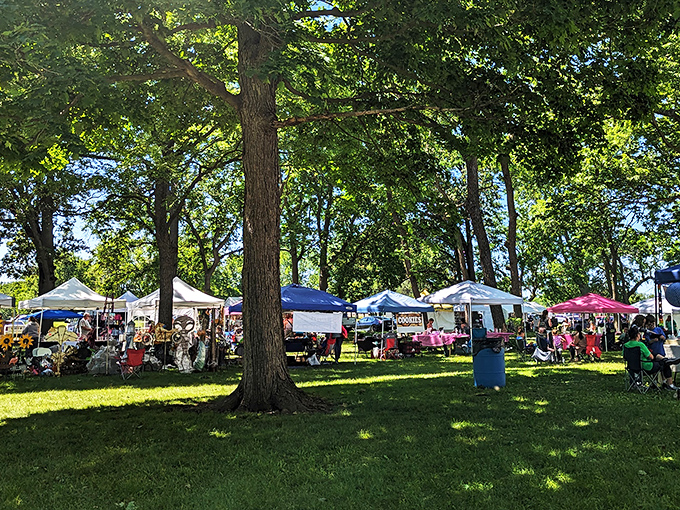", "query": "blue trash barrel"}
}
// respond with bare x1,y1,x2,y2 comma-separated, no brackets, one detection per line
473,347,506,388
